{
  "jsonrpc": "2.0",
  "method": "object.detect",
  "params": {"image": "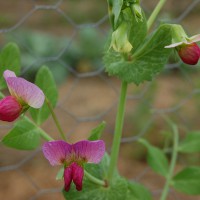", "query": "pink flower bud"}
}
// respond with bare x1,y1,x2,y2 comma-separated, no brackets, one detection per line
0,96,22,122
178,43,200,65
